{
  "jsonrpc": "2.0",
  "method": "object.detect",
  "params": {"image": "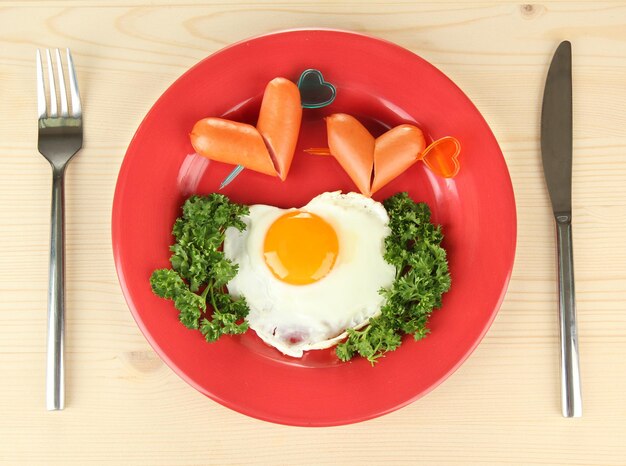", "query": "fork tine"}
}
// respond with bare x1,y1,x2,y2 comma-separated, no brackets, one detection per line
54,49,69,117
66,49,81,118
36,50,47,119
45,49,58,118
